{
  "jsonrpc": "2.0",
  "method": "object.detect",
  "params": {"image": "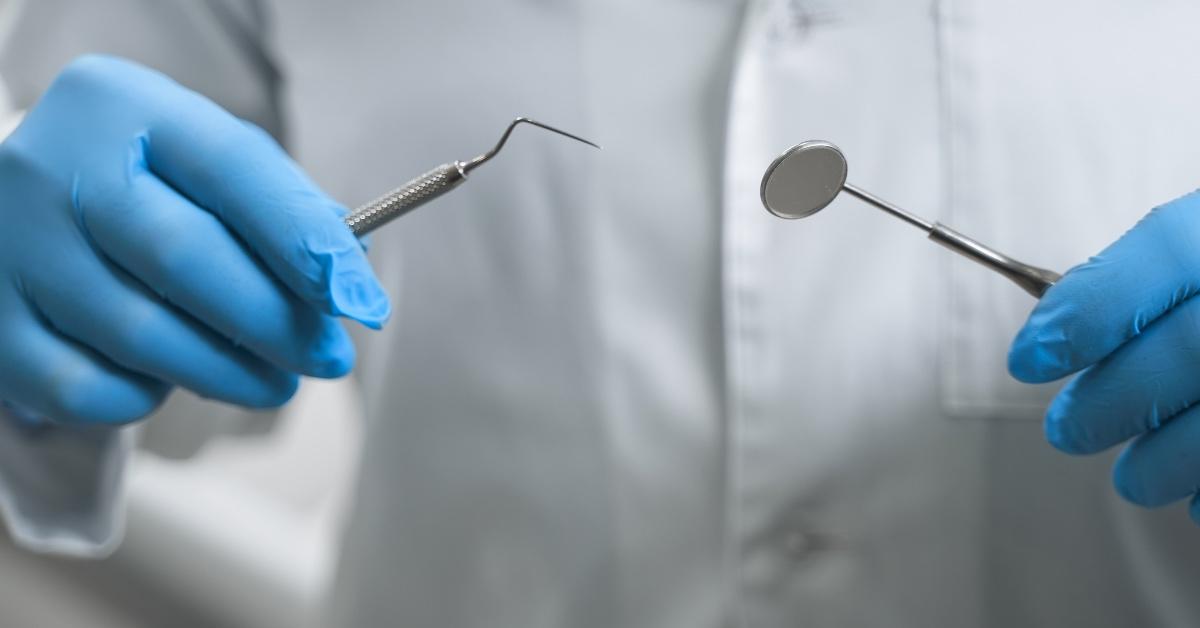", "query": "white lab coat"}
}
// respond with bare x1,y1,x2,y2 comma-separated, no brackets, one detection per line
5,0,1200,626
